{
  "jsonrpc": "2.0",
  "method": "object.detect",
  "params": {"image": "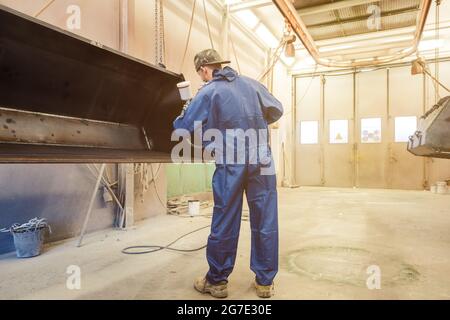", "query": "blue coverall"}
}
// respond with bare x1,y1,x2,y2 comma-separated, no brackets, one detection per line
173,67,283,286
